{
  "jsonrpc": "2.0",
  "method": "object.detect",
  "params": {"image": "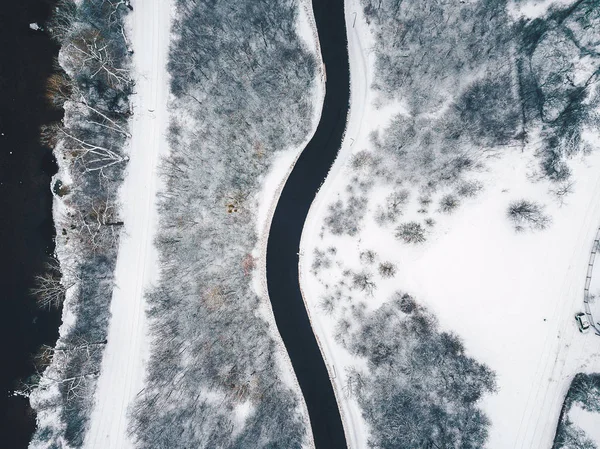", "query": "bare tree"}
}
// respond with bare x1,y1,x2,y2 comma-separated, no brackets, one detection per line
396,222,426,244
507,200,551,232
57,124,129,175
378,261,397,278
72,197,123,252
67,28,131,87
31,259,78,309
